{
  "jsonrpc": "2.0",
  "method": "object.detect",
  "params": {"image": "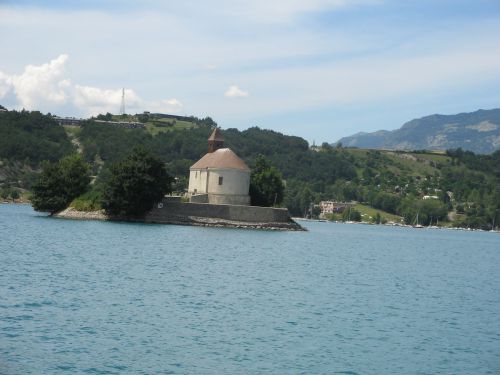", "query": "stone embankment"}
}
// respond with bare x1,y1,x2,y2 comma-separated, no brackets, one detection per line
145,214,304,231
54,207,108,221
54,204,305,231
